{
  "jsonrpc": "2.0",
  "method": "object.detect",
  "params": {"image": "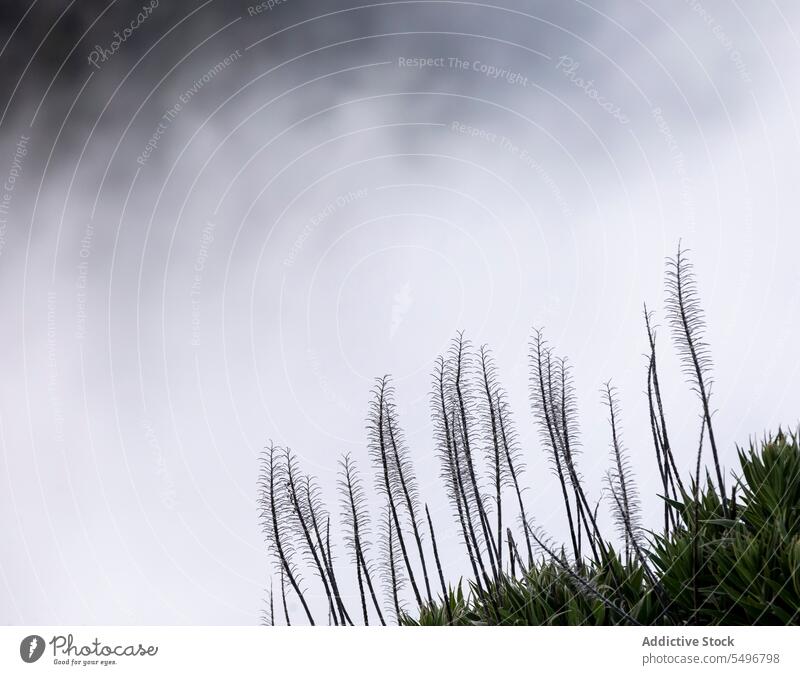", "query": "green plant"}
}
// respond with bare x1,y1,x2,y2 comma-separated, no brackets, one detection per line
650,432,800,625
407,432,799,625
